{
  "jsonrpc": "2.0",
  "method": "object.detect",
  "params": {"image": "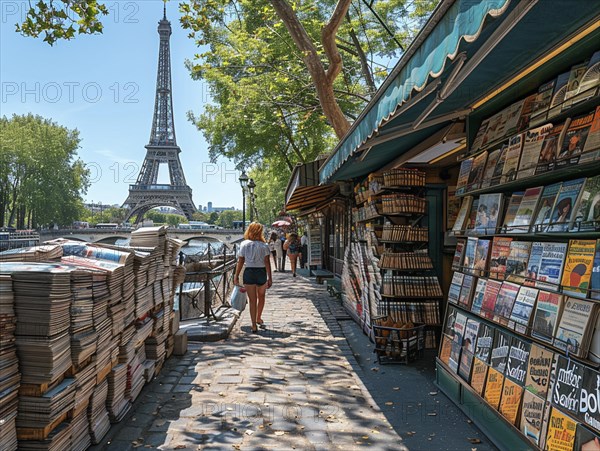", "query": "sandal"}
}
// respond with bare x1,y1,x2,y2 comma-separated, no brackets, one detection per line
257,320,266,329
